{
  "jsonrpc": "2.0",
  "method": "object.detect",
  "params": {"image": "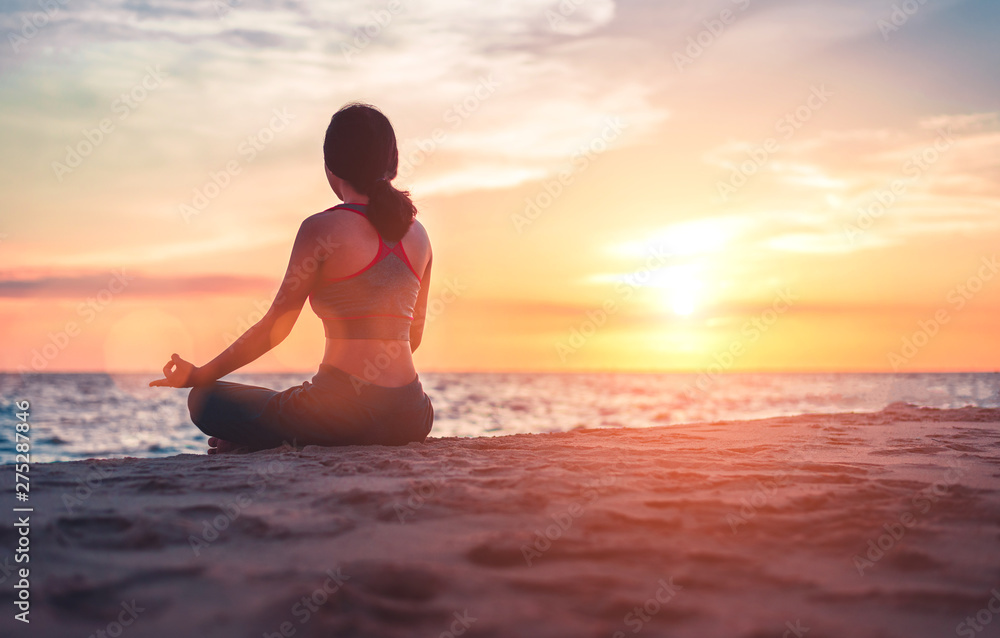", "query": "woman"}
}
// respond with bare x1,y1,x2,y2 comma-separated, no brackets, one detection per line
150,103,434,453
